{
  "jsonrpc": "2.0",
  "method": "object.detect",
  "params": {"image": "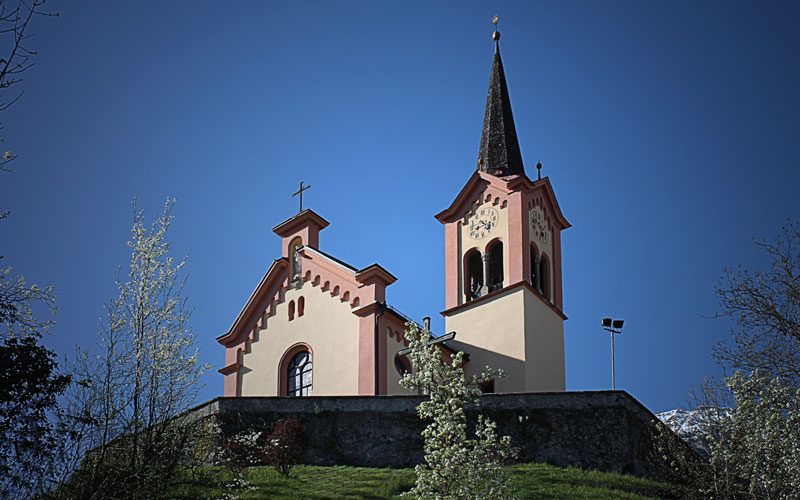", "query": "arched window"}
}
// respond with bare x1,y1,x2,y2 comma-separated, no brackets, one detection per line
287,350,312,397
464,249,483,301
297,296,305,317
530,243,540,292
288,300,295,321
288,237,302,282
394,355,411,376
540,254,551,302
487,240,503,292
